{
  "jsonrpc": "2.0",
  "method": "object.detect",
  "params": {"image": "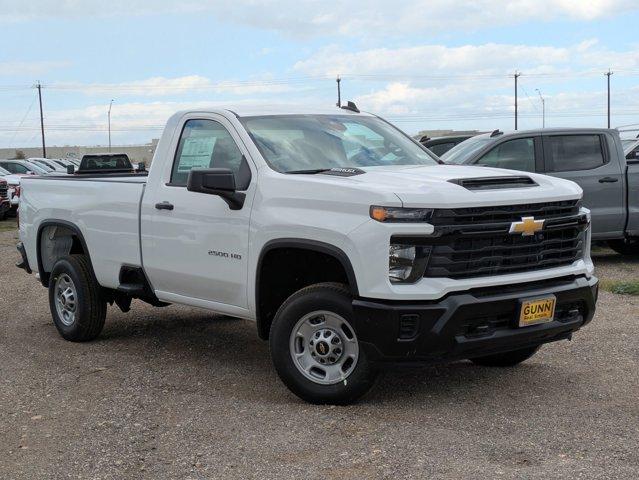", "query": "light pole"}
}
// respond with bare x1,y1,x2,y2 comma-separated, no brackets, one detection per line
535,89,545,128
108,99,114,152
